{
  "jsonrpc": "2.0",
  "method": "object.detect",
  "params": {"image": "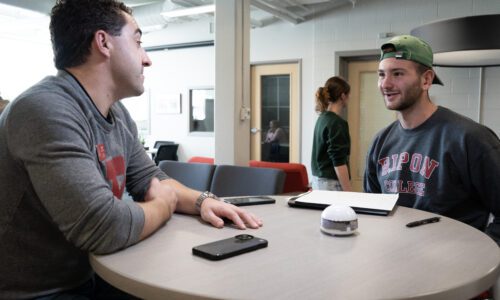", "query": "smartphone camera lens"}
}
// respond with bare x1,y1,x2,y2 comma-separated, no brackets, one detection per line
235,234,254,240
